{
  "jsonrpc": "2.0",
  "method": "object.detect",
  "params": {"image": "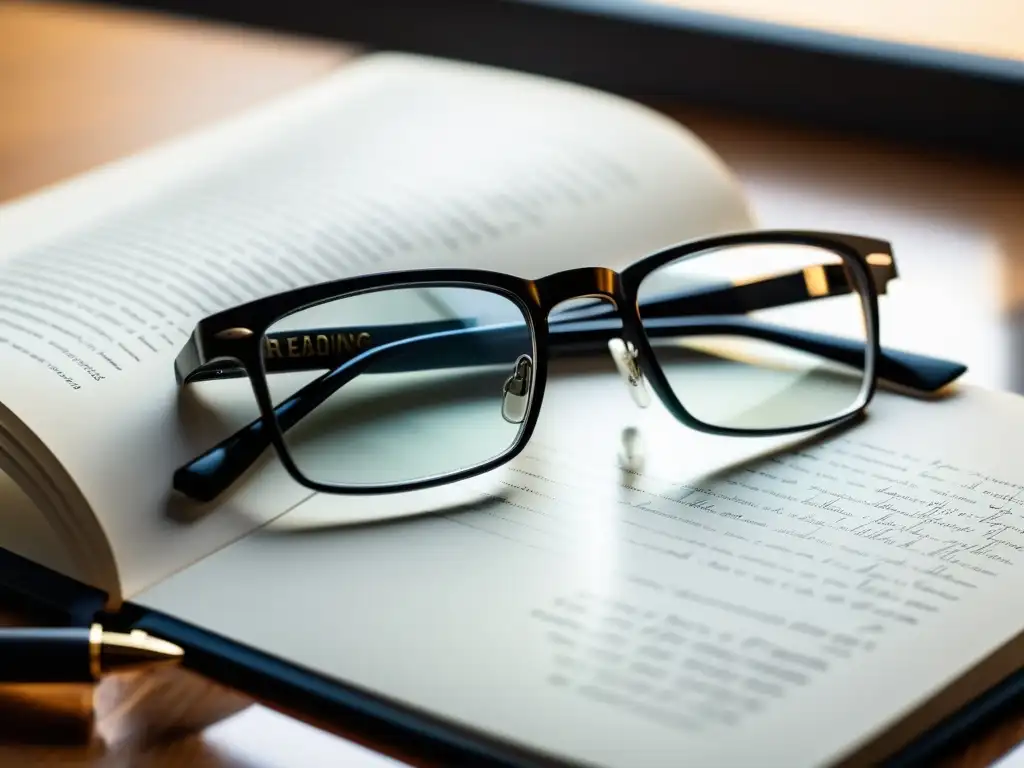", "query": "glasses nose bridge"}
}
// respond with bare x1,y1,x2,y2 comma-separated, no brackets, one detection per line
533,266,626,316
